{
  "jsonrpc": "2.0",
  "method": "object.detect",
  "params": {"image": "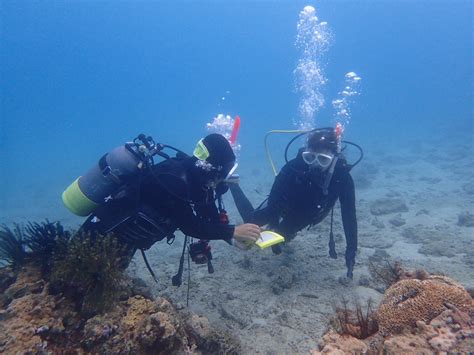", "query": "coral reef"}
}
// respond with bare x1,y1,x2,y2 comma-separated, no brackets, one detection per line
0,224,26,270
81,295,240,354
0,266,240,354
315,269,474,354
331,297,378,339
0,221,240,354
381,304,474,354
312,330,369,354
377,275,472,335
50,233,128,315
0,266,79,354
368,259,404,291
24,220,71,275
0,221,131,316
